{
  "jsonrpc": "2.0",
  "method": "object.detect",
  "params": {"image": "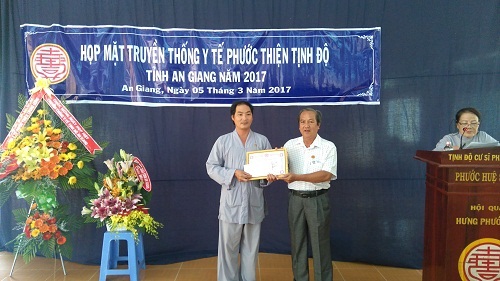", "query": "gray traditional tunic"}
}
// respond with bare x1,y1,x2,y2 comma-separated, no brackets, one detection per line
433,131,498,151
207,129,272,281
206,129,272,224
